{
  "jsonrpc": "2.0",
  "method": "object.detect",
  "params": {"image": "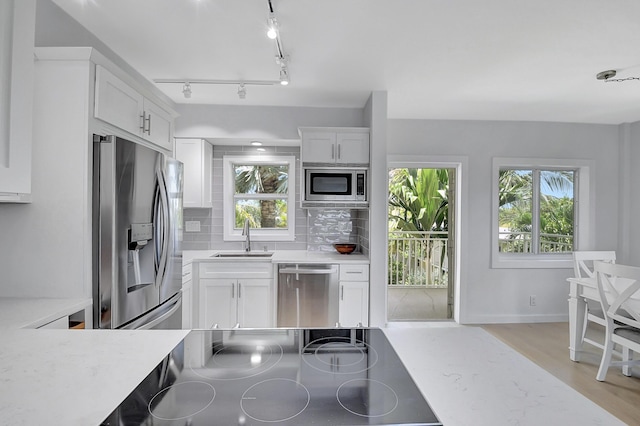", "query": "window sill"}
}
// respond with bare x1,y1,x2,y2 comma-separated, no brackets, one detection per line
491,255,573,269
